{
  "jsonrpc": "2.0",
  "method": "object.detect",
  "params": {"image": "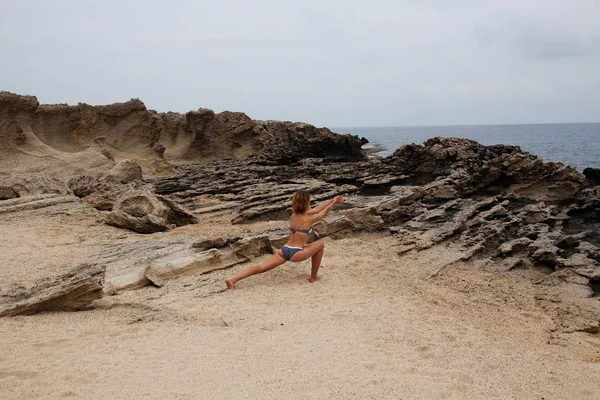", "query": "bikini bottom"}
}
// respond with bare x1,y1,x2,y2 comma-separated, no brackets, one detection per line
281,245,303,261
